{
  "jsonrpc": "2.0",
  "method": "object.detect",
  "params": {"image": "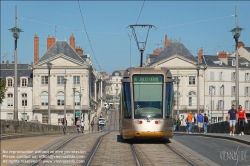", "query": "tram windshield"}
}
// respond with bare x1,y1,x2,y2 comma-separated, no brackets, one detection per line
133,75,163,119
